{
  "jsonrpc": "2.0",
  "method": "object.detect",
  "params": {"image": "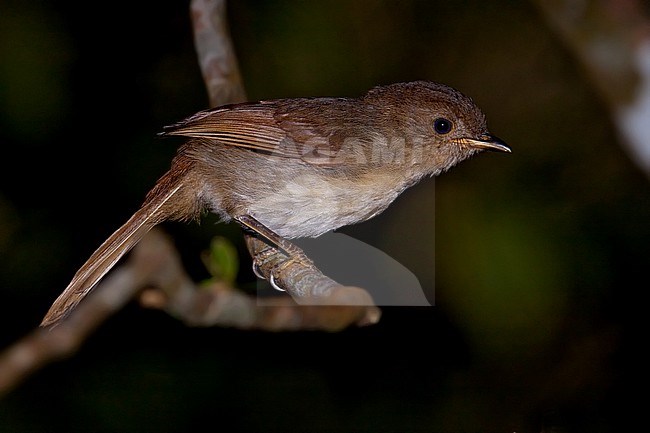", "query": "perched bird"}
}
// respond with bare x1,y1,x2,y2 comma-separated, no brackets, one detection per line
41,81,510,327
